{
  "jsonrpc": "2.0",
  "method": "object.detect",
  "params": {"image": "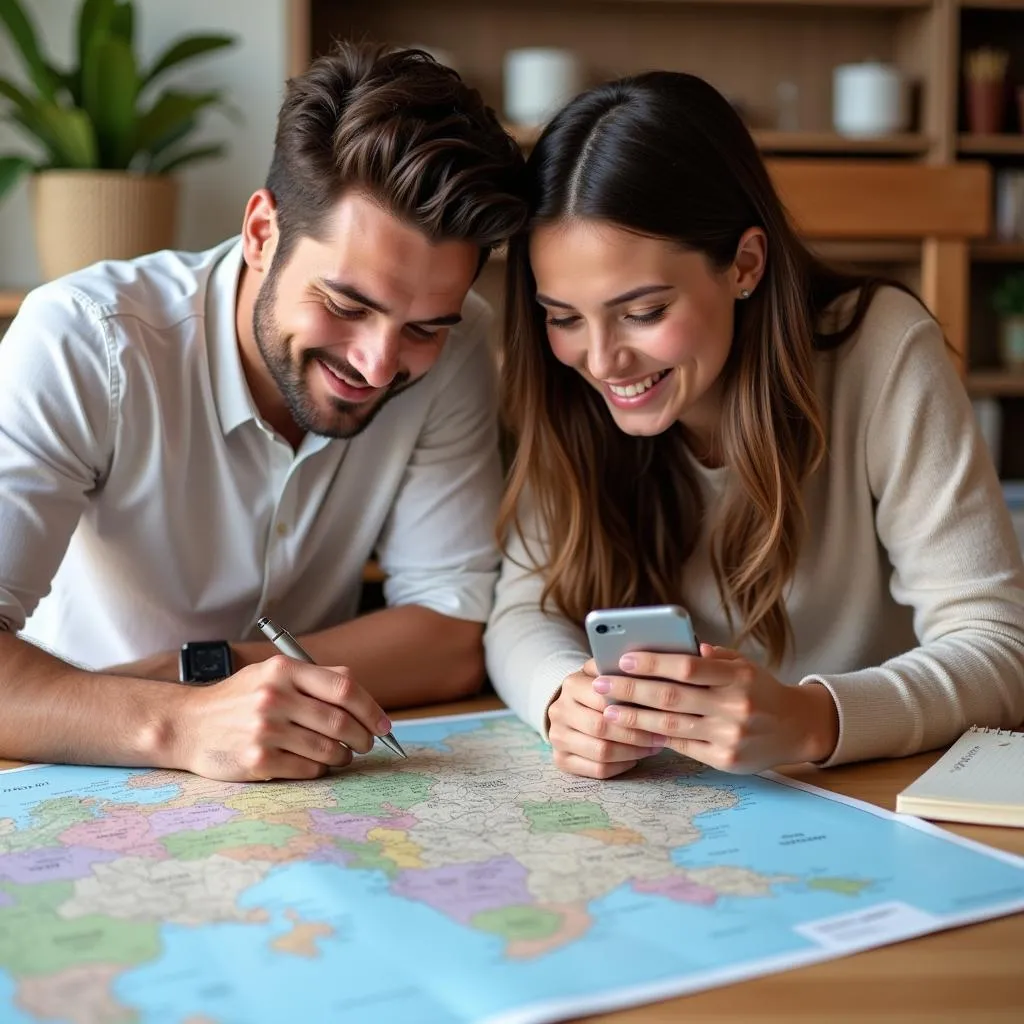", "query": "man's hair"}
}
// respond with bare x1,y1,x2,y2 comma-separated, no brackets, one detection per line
267,41,528,263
